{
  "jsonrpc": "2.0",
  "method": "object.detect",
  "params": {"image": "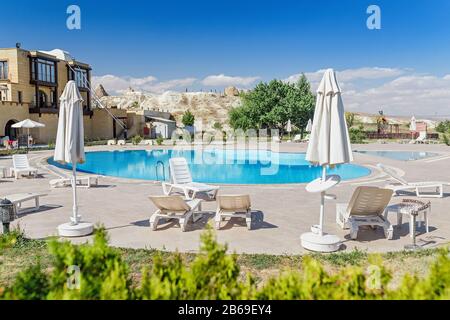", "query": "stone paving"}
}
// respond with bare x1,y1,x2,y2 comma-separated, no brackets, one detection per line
1,142,449,254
